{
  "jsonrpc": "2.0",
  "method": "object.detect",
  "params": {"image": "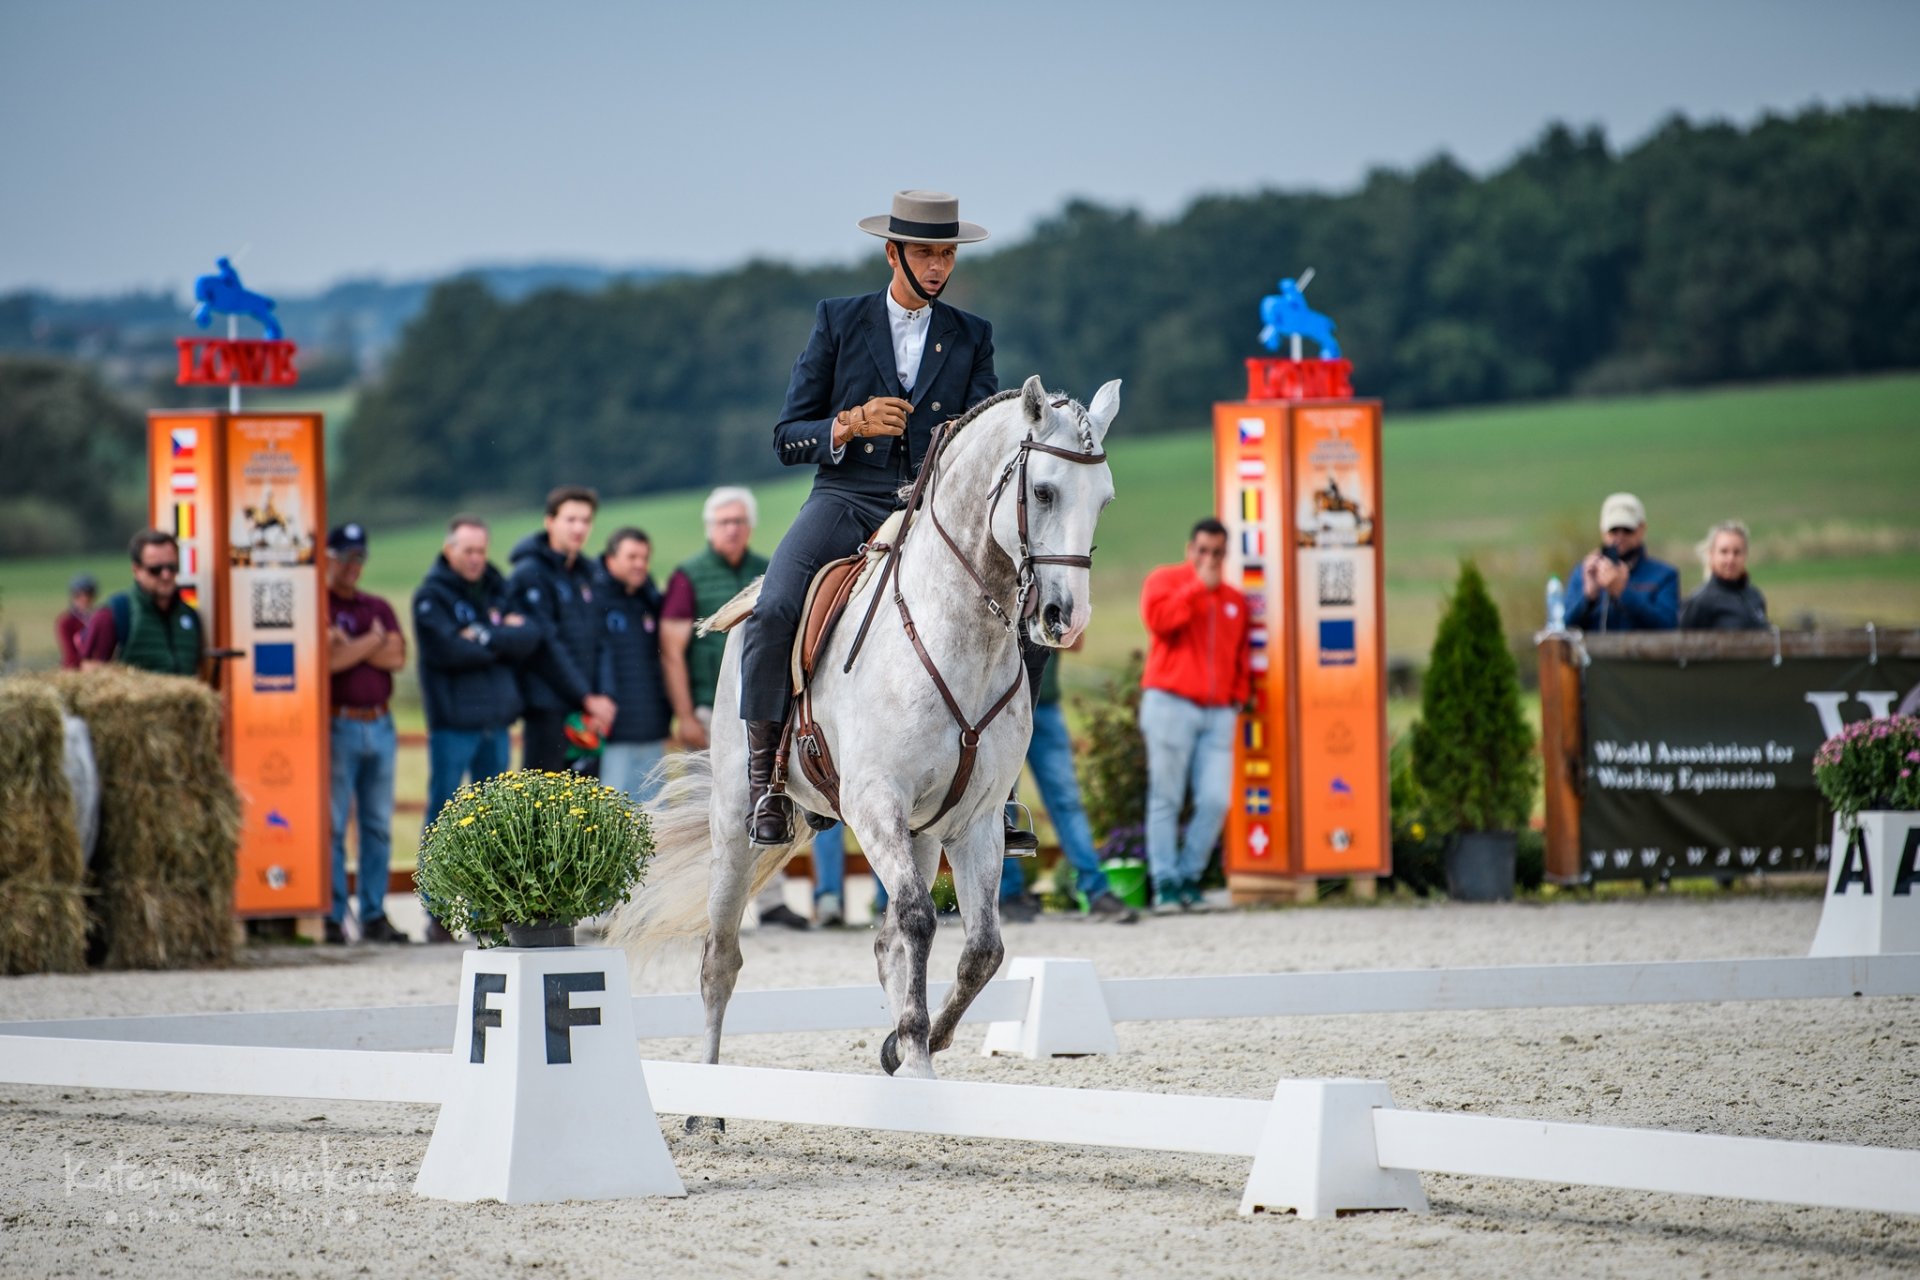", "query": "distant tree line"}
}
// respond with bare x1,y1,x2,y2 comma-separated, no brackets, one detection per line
339,101,1920,510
